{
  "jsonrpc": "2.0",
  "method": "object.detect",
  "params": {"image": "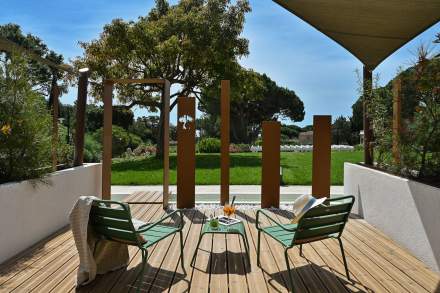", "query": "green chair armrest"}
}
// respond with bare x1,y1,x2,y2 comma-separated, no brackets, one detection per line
256,209,297,232
136,210,184,233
